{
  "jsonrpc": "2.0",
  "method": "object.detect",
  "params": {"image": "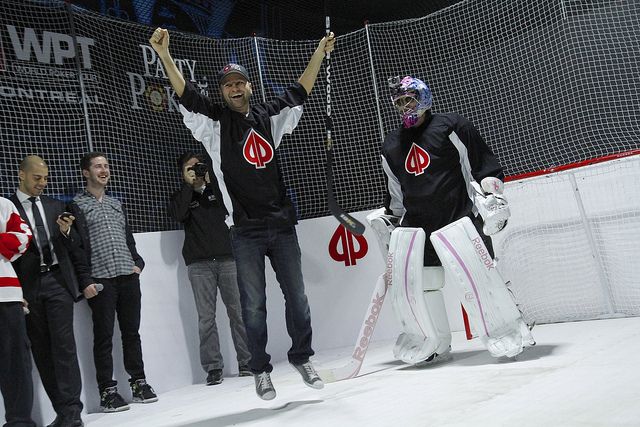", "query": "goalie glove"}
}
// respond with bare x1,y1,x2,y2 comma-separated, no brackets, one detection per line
366,208,400,256
472,177,510,235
